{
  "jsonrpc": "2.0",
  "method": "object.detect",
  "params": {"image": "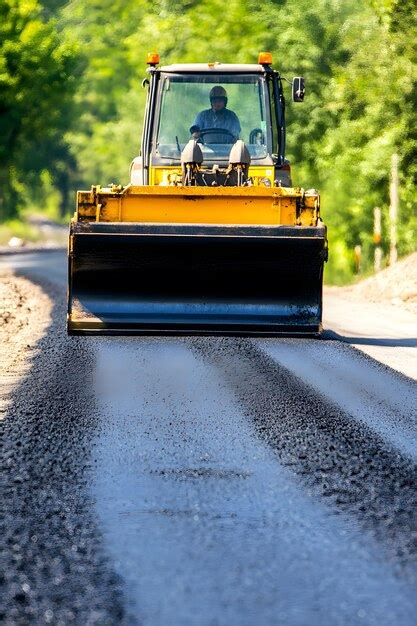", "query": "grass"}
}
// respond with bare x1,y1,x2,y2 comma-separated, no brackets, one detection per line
0,219,41,246
0,215,68,247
